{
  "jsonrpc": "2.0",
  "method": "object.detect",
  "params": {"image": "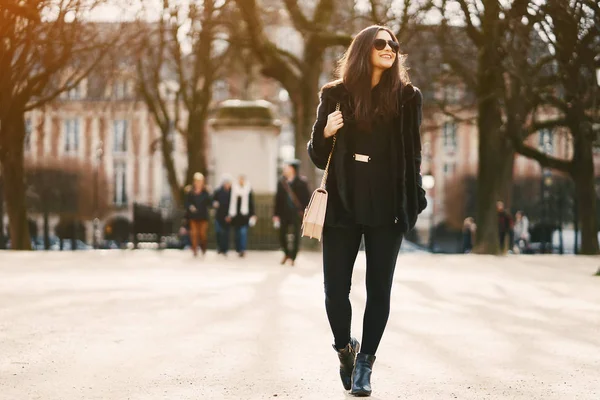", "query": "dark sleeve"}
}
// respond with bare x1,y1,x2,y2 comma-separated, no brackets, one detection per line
184,192,191,209
274,182,283,218
300,179,311,208
307,91,335,170
249,191,255,217
213,189,220,208
413,88,427,214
